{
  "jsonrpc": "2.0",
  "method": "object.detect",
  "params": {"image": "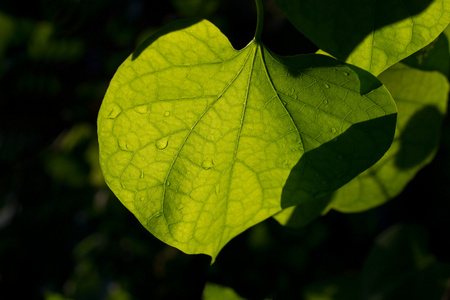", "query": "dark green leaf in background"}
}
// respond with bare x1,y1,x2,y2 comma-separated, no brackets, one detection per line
203,283,247,300
328,62,449,213
276,0,450,75
361,224,450,300
276,31,449,222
